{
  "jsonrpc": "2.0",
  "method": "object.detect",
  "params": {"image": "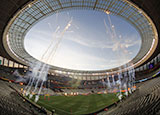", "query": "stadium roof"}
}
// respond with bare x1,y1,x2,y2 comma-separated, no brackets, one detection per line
0,0,160,75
